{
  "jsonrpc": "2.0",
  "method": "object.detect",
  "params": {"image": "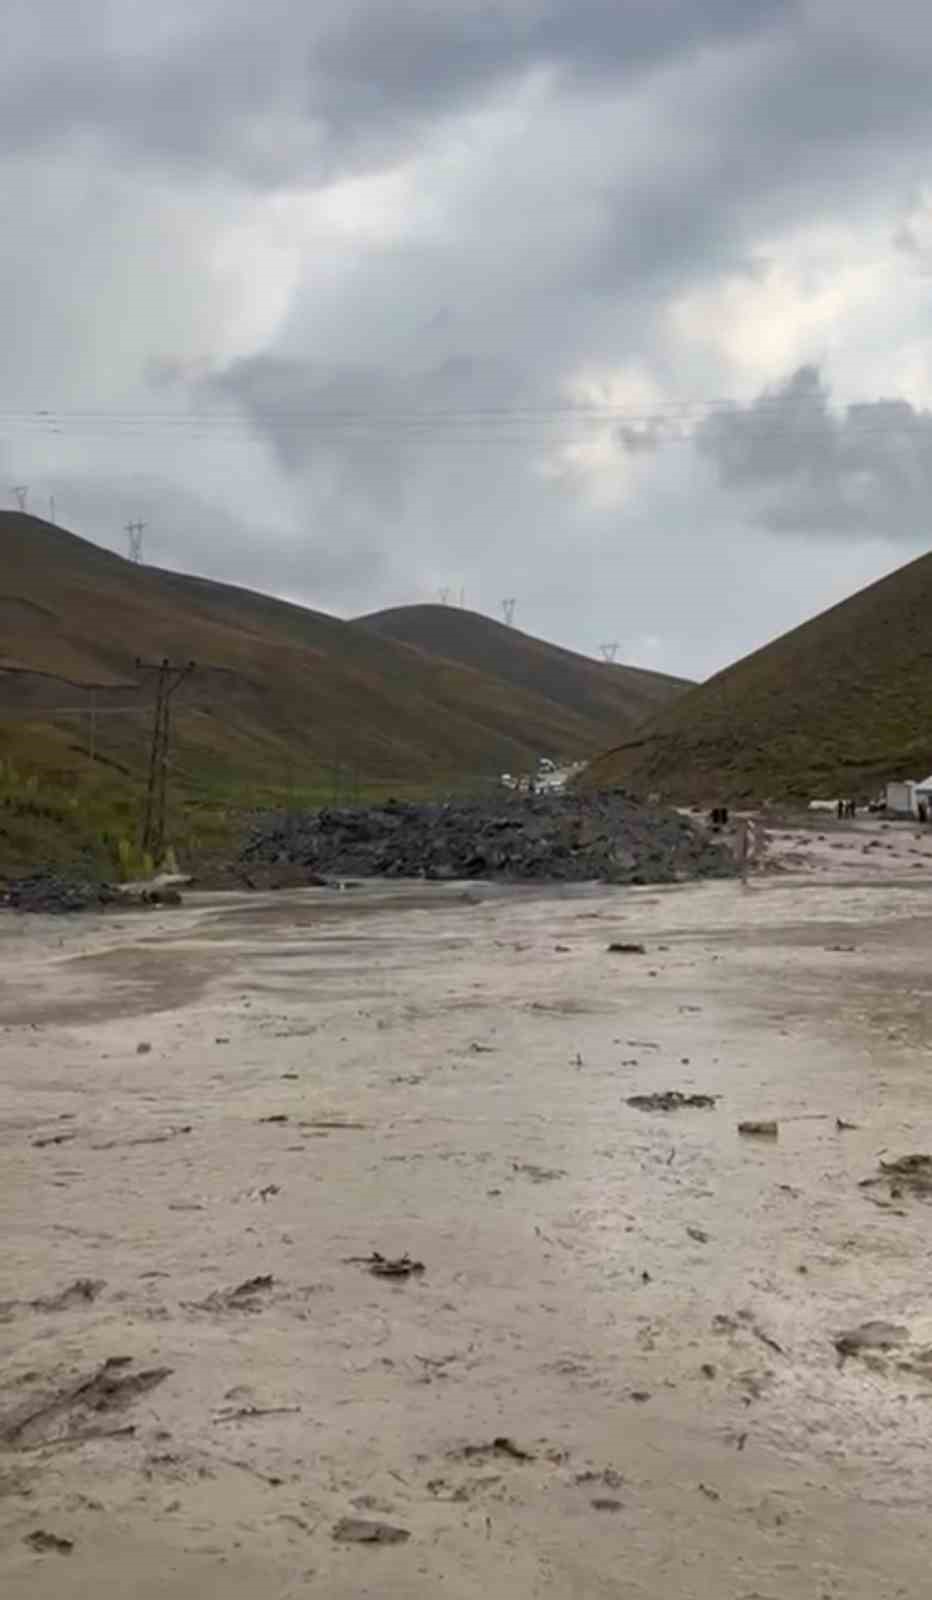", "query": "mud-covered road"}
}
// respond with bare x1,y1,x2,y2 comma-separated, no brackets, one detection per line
2,861,931,1597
